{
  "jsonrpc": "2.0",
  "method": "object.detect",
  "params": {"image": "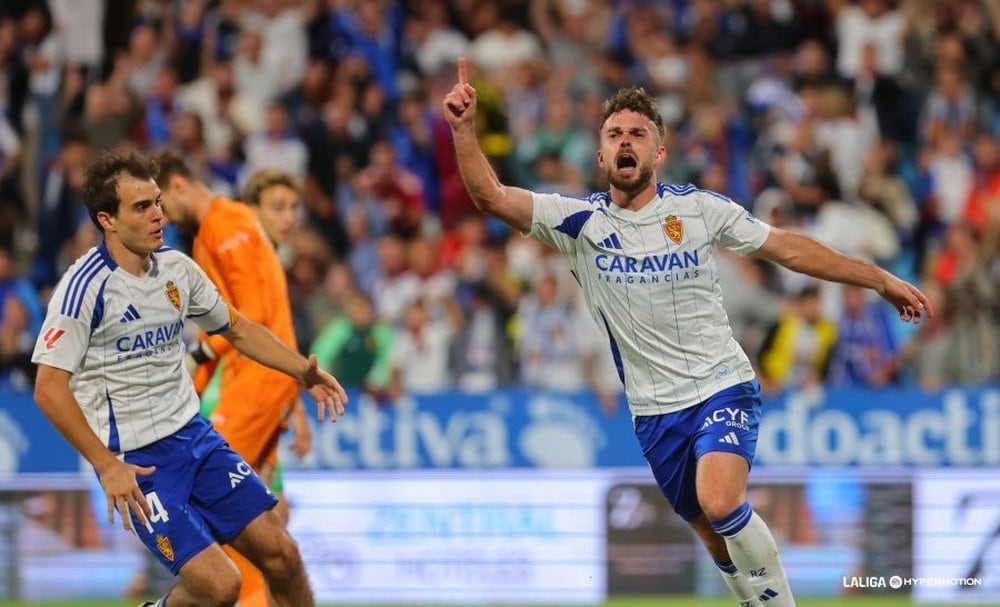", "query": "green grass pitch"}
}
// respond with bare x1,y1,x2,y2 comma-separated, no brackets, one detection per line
0,597,923,607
